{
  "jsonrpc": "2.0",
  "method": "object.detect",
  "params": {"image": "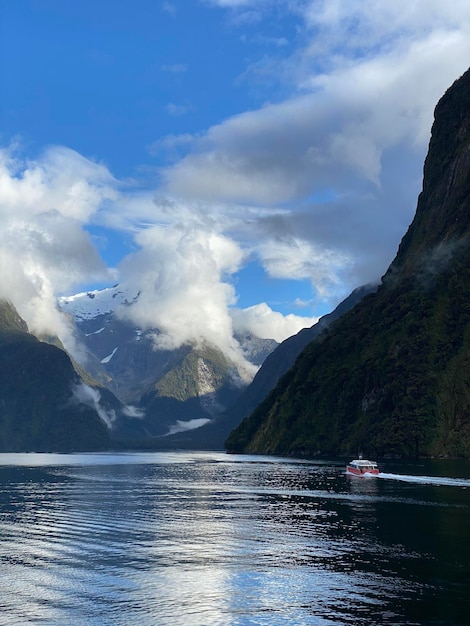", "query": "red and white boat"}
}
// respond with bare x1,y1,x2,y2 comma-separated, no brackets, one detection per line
346,458,379,476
